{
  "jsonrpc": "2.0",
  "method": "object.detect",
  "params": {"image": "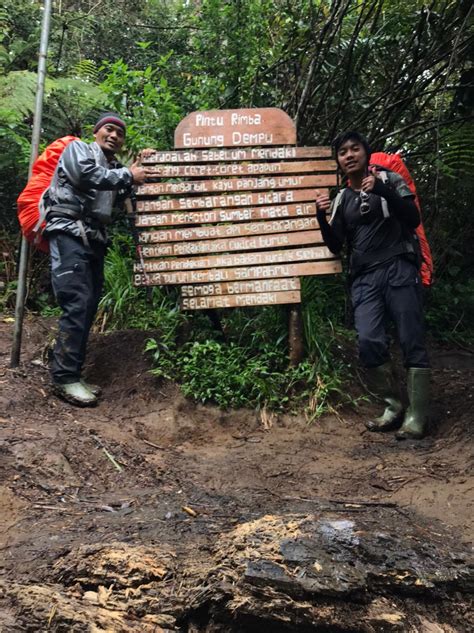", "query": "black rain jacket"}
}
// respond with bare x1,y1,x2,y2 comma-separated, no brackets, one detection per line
44,140,133,244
